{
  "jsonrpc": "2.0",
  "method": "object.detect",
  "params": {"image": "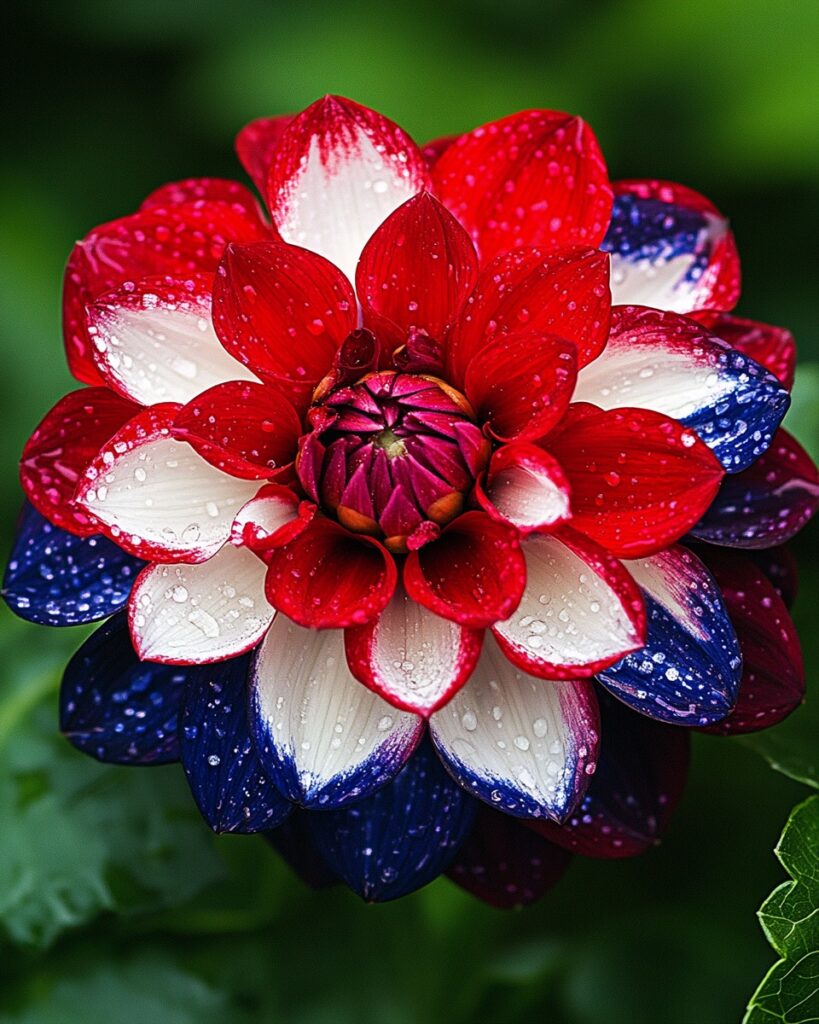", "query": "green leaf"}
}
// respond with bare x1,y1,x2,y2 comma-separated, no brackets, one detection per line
745,796,819,1023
